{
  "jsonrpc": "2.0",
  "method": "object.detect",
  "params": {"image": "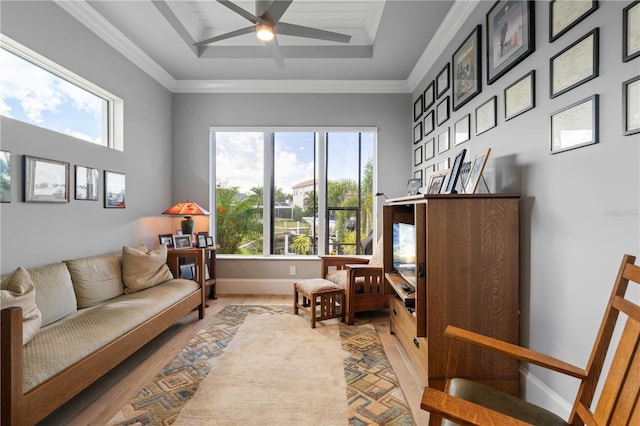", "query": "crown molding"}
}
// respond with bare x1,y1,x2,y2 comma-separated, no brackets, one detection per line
174,79,410,94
